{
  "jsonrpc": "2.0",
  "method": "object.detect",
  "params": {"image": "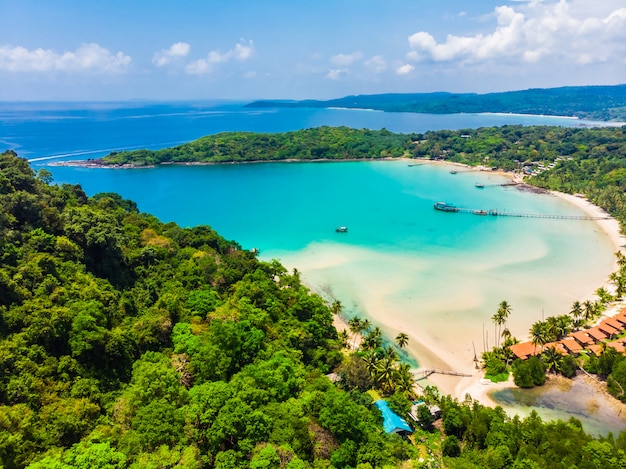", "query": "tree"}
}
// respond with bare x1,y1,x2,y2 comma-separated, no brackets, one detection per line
530,320,550,354
395,332,409,349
